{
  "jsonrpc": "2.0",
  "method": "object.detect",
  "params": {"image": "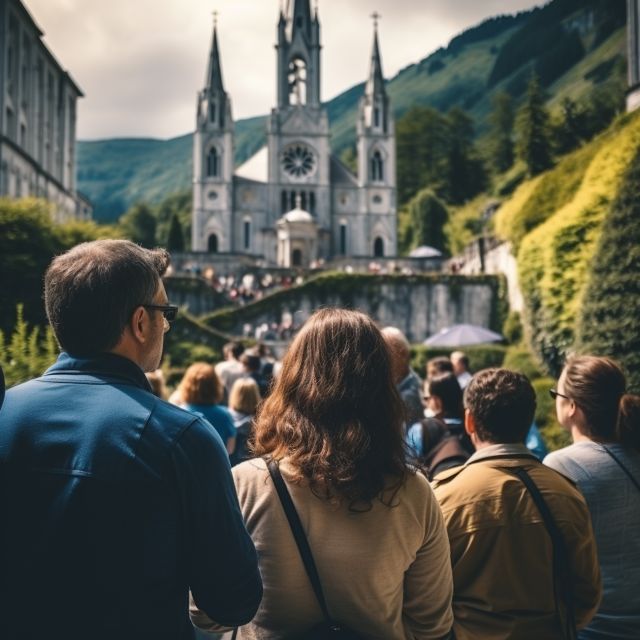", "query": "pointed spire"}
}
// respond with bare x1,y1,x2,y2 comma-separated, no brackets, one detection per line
366,13,386,97
206,13,225,93
291,0,313,38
